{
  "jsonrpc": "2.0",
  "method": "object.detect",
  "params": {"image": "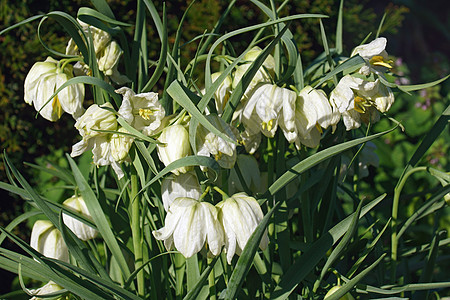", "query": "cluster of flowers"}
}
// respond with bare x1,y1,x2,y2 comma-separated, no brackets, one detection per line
24,19,395,271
